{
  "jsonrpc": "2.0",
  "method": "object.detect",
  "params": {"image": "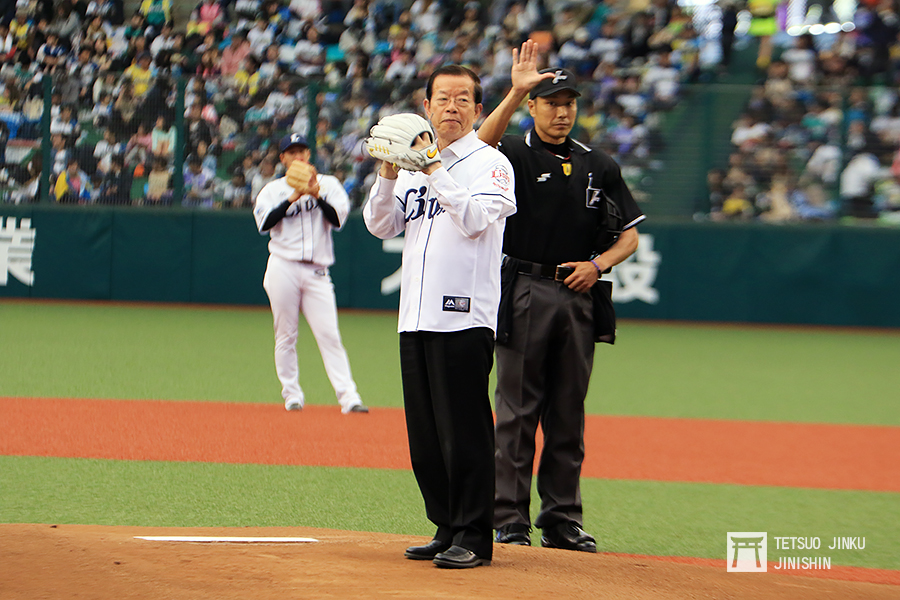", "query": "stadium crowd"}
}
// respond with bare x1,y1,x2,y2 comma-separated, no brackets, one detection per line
4,0,900,223
709,5,900,224
0,0,714,208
